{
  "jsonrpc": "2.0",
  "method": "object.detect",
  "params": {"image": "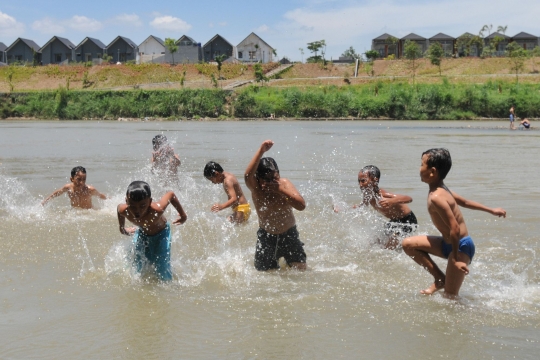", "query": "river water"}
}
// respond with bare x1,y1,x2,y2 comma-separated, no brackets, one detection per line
0,120,538,359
